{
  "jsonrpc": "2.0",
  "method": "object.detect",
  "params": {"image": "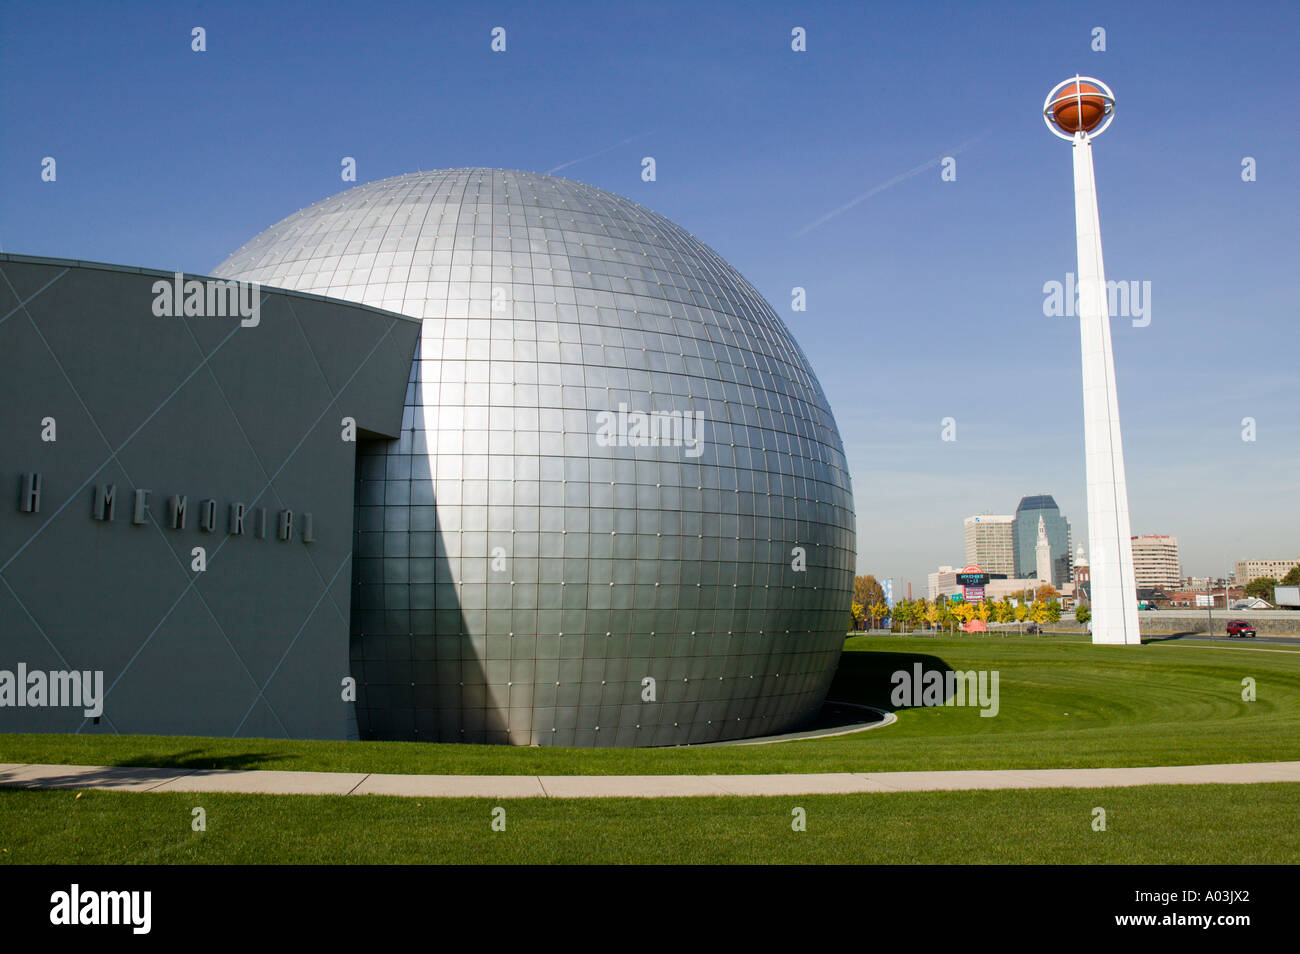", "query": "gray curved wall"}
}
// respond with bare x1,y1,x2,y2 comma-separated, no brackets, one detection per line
0,254,419,739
